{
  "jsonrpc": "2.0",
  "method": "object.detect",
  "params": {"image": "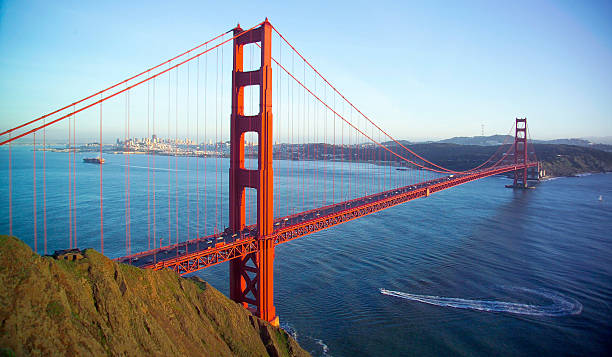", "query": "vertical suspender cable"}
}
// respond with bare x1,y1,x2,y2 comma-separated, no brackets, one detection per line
99,94,104,254
33,133,37,252
287,52,290,216
204,44,208,236
296,55,300,213
196,56,200,239
186,55,191,245
303,60,307,211
125,86,129,255
376,131,379,192
362,116,365,197
323,84,326,205
73,107,77,247
152,77,157,248
68,114,72,248
168,62,172,246
147,72,151,250
340,101,344,202
305,61,310,209
298,58,302,212
220,41,224,229
43,118,47,254
332,92,335,204
128,89,131,255
350,107,354,198
175,66,179,248
313,65,317,209
215,47,219,234
8,133,11,237
290,52,294,214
